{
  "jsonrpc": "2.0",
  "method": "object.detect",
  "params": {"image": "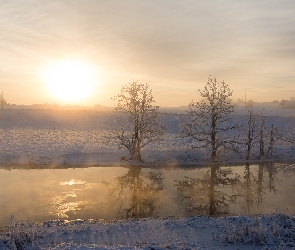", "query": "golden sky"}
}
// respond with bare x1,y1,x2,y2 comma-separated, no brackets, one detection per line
0,0,294,106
